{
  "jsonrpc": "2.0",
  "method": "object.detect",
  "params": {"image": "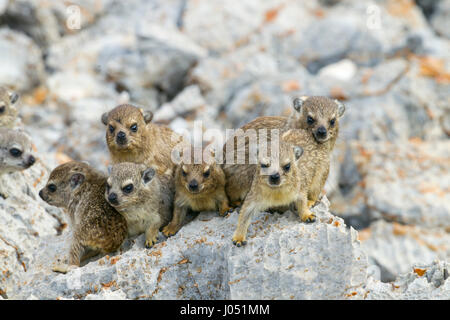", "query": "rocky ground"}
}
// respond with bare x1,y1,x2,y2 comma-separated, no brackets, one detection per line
0,0,449,299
